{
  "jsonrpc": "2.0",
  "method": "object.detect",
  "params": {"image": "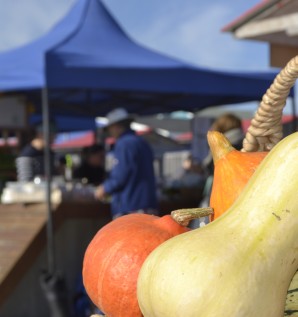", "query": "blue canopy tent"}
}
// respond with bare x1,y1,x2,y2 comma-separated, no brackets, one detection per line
29,114,96,132
44,0,287,117
0,0,288,117
0,0,85,91
0,0,98,131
